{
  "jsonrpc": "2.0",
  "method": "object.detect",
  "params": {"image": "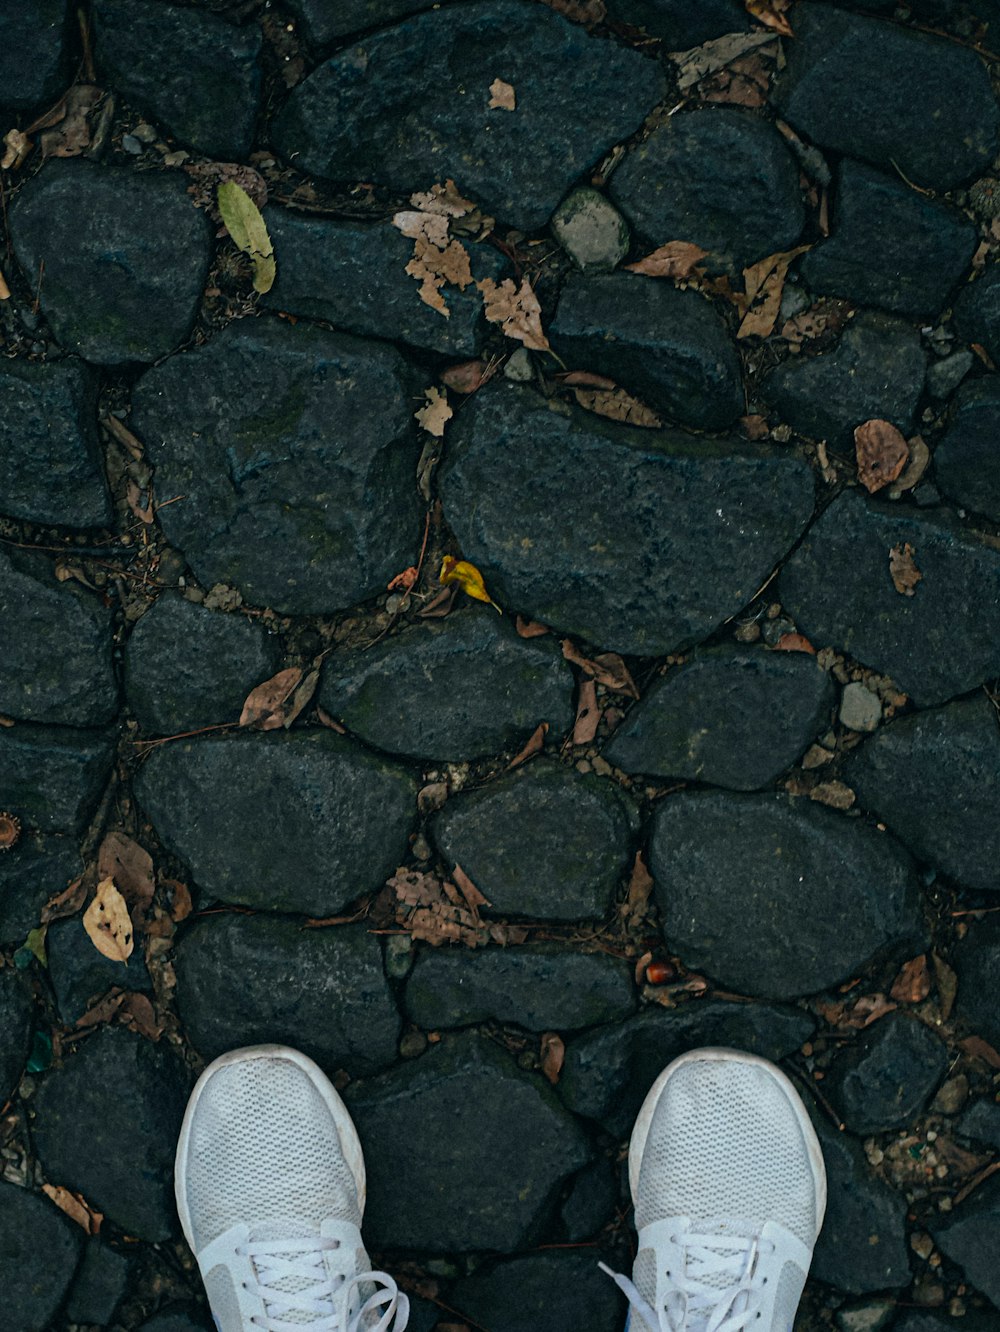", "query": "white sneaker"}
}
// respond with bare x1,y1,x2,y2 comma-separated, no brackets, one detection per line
601,1047,826,1332
174,1045,409,1332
